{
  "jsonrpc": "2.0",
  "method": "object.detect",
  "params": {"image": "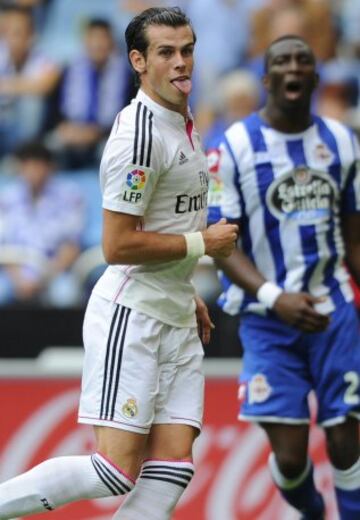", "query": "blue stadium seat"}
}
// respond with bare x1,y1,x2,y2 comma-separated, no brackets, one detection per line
37,0,126,63
57,169,102,249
